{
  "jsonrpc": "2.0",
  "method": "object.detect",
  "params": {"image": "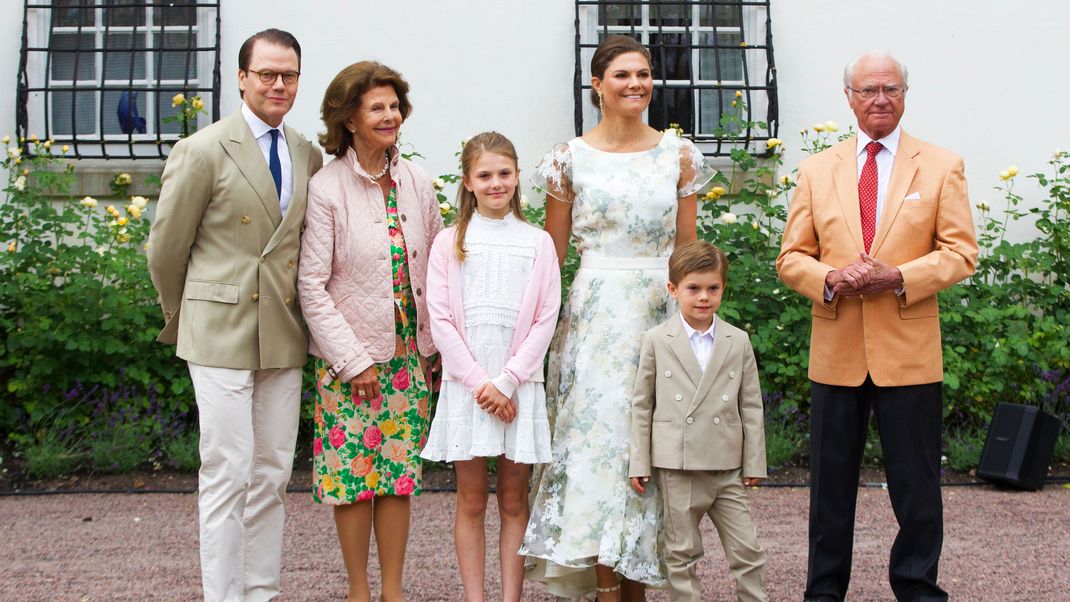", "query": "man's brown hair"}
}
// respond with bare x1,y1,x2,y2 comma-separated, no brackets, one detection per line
669,239,728,285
